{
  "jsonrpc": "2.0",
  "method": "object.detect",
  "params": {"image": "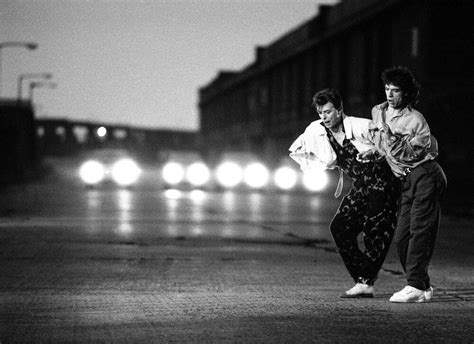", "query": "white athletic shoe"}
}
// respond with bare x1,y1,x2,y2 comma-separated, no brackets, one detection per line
341,283,374,298
424,286,434,301
389,286,427,303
